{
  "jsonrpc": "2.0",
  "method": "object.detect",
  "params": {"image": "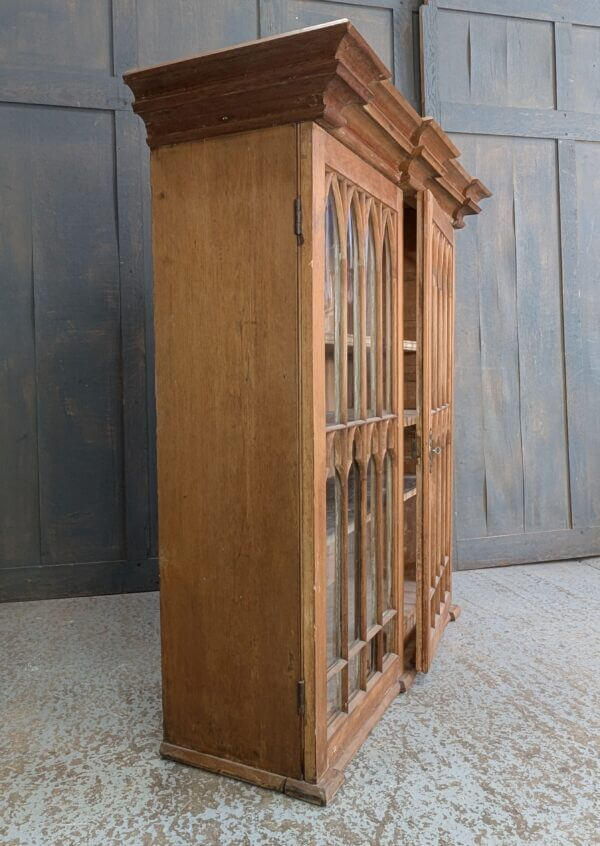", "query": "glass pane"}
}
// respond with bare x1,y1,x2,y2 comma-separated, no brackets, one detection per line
366,636,377,680
366,217,377,416
383,232,393,414
326,460,342,667
348,457,361,645
349,652,360,698
383,617,396,657
327,672,342,723
325,189,341,425
347,203,360,421
366,457,377,629
383,452,394,611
